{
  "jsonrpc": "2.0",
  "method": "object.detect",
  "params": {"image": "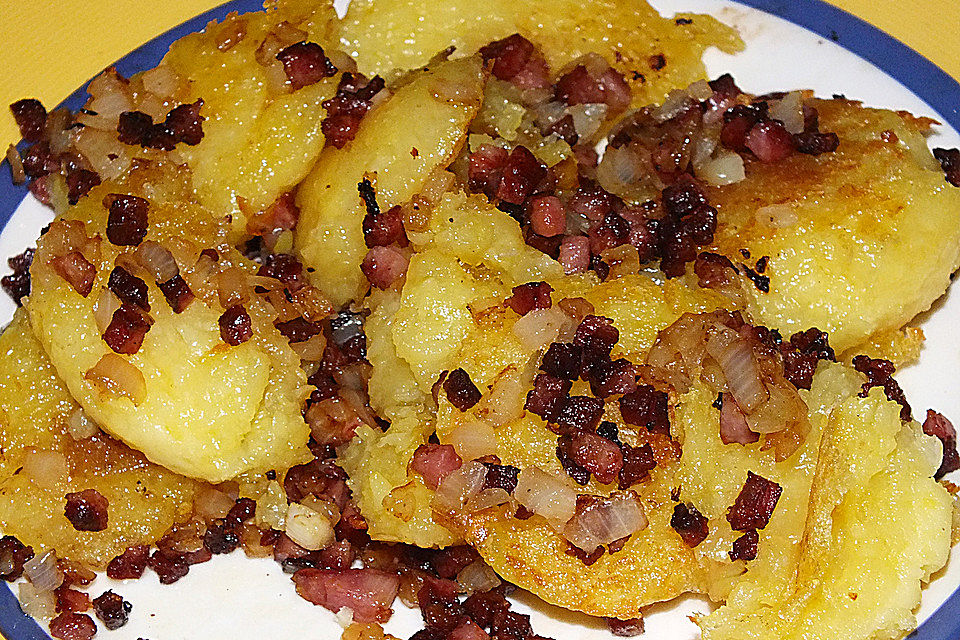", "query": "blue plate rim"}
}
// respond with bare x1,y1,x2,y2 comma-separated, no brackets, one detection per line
0,1,958,638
